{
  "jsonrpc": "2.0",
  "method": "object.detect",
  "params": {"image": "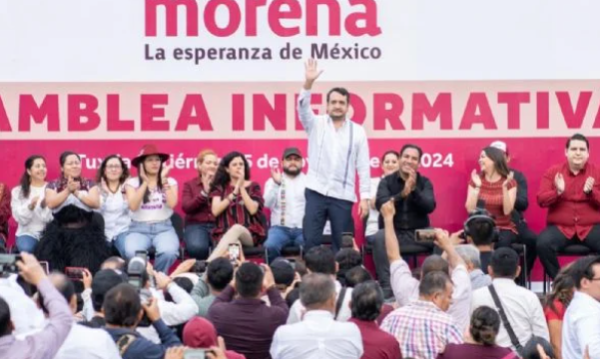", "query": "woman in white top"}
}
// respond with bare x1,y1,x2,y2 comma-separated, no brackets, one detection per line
10,155,53,253
125,144,179,273
96,155,131,253
35,151,111,273
365,150,400,242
